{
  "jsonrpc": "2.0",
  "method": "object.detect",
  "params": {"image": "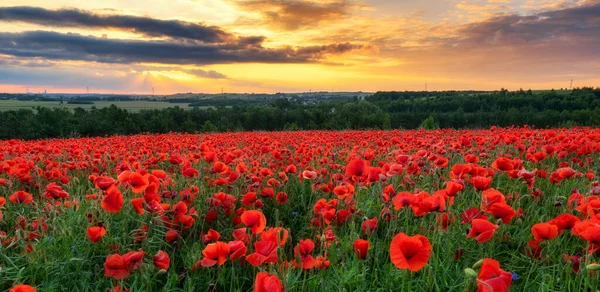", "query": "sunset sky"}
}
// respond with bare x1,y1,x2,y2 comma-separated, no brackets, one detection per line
0,0,598,94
